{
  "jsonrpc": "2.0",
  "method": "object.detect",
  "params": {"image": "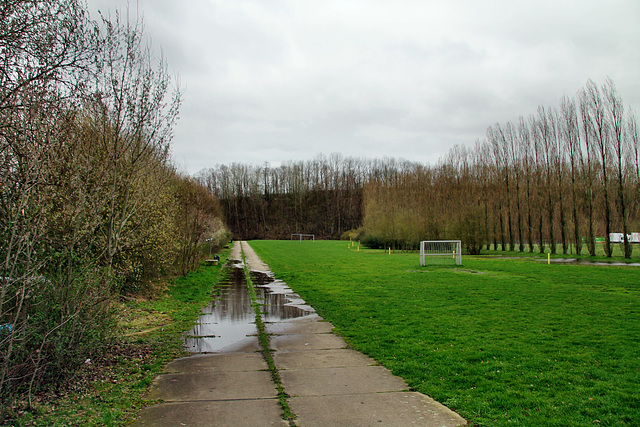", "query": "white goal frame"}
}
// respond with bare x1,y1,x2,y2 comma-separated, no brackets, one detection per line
291,233,315,242
420,240,462,266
